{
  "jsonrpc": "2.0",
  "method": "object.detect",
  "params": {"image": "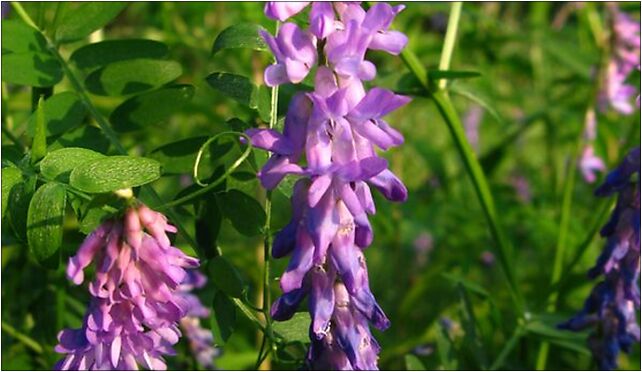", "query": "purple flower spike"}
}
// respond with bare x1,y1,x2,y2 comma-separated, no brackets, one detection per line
597,5,640,115
177,270,219,369
55,204,201,370
252,2,409,368
560,147,641,370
